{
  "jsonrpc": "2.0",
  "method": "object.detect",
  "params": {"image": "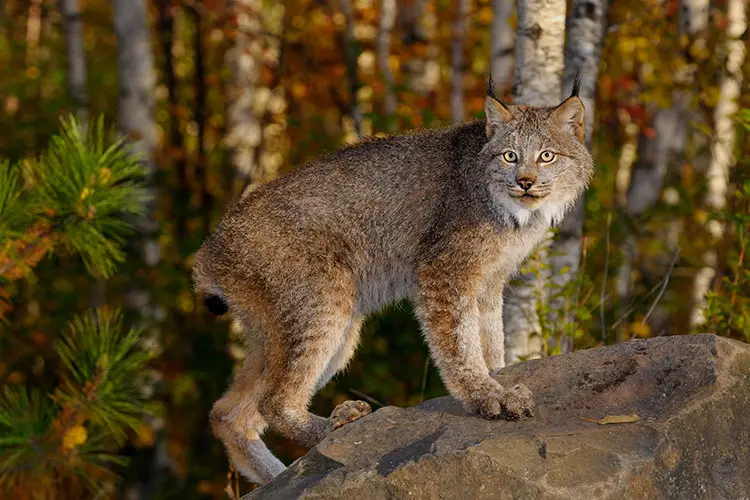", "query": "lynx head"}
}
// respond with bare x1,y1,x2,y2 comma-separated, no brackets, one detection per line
480,75,594,228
